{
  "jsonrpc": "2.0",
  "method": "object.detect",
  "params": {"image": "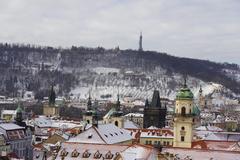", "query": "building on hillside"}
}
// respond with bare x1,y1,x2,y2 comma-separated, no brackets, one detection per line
143,90,167,128
43,85,59,117
1,109,16,121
